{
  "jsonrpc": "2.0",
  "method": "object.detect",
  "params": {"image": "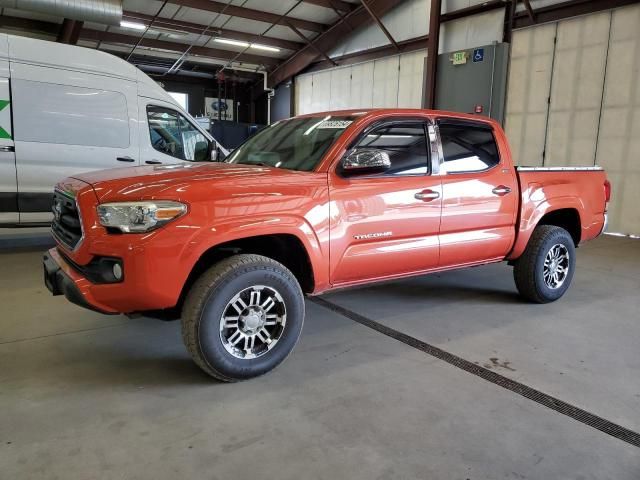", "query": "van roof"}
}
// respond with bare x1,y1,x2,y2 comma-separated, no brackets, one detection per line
2,33,139,81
